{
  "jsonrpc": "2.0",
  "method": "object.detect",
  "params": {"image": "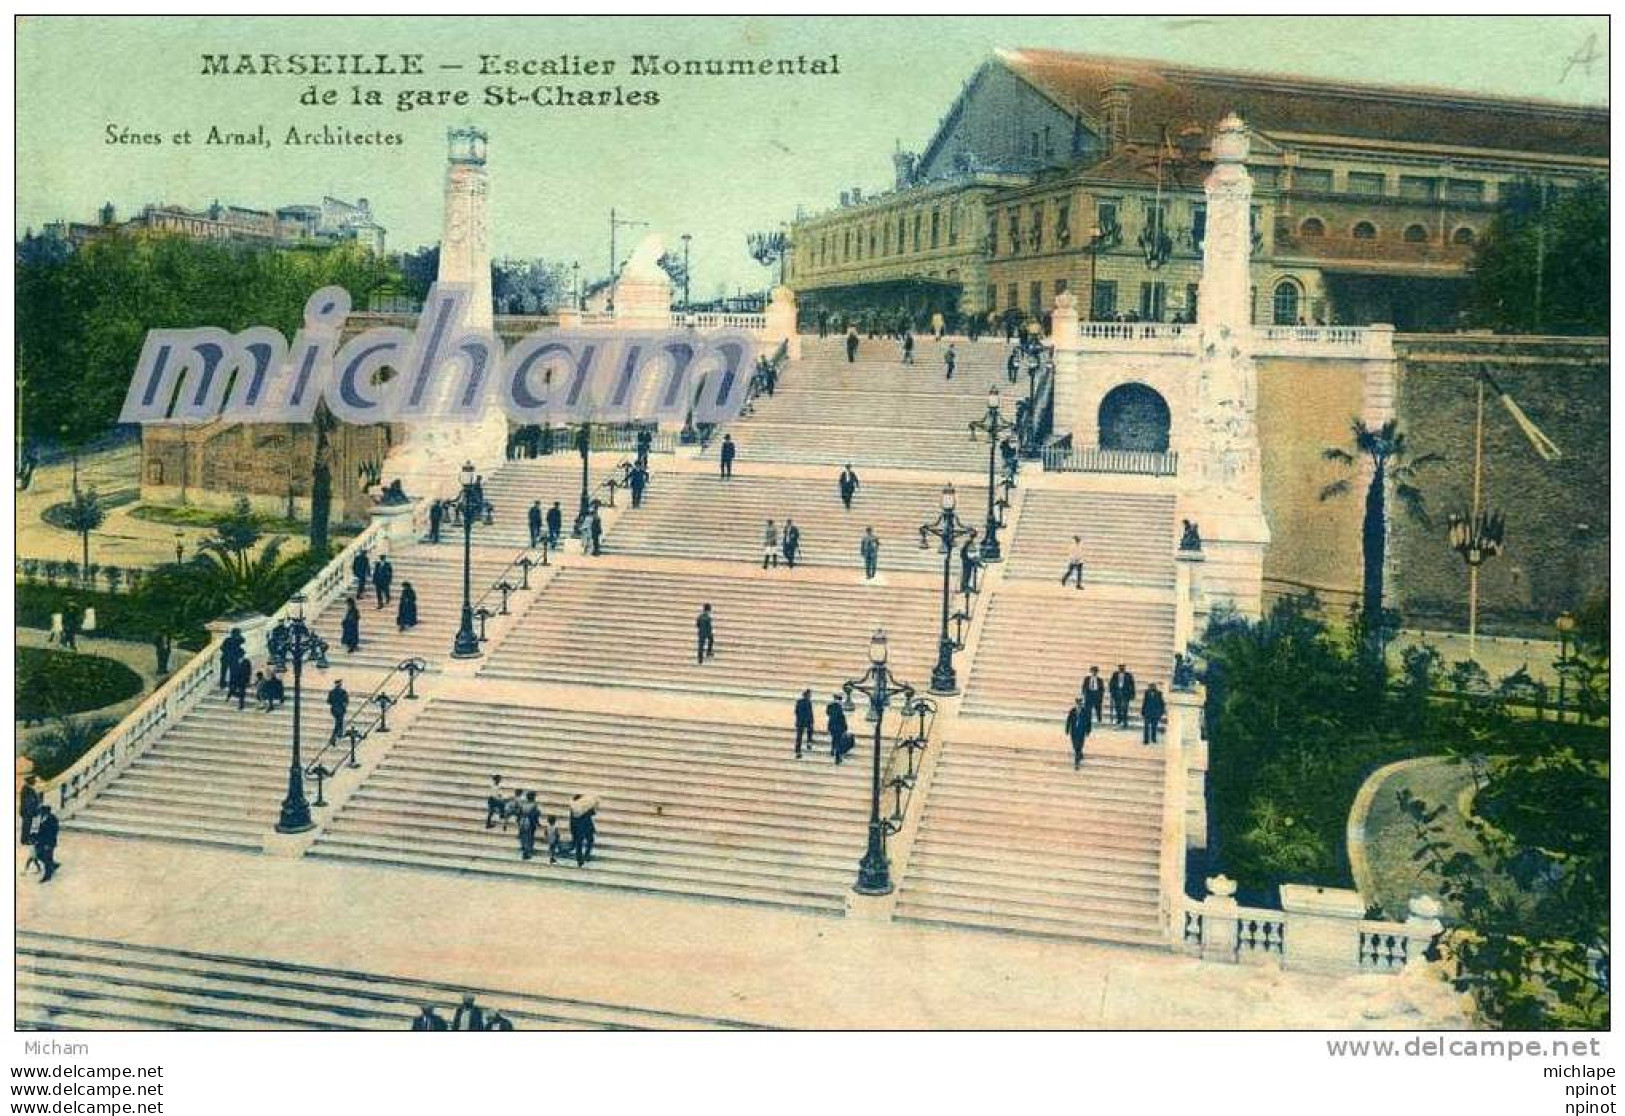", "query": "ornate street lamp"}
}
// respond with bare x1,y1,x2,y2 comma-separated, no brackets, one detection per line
275,593,329,834
573,422,593,536
918,482,978,695
842,628,917,897
451,461,482,660
1447,375,1506,662
680,232,693,310
1086,224,1105,321
968,386,1012,563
